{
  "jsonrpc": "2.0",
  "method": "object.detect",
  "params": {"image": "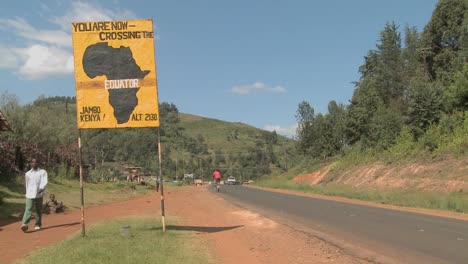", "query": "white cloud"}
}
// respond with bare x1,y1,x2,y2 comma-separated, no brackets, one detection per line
16,45,74,79
230,82,266,95
52,1,136,30
0,1,137,80
230,82,288,95
271,86,287,93
264,123,298,139
1,18,71,47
